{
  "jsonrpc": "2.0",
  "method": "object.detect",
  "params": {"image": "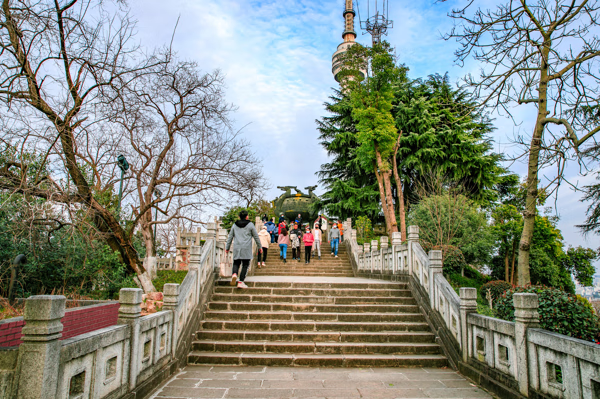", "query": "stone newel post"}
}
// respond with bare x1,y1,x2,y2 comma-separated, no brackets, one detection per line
206,222,217,270
391,232,402,273
429,250,443,306
16,295,66,399
370,240,378,272
459,288,477,363
514,293,539,397
118,288,143,390
407,225,419,276
163,283,180,359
